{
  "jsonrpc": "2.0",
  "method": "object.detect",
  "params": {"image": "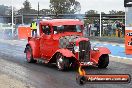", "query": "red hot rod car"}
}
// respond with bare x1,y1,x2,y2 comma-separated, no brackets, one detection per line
24,19,111,70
